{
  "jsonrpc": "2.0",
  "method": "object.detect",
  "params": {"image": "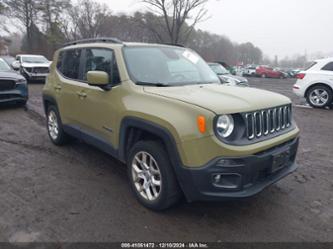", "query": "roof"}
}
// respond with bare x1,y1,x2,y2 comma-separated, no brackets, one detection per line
62,37,185,50
17,54,46,57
